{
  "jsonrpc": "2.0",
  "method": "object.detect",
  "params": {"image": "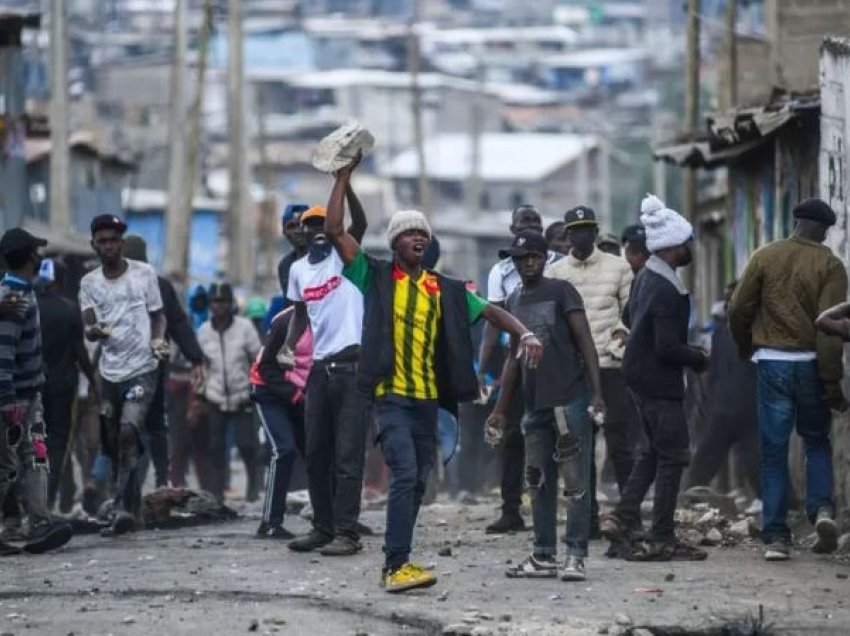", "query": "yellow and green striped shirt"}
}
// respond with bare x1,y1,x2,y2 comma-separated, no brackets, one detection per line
344,250,488,400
